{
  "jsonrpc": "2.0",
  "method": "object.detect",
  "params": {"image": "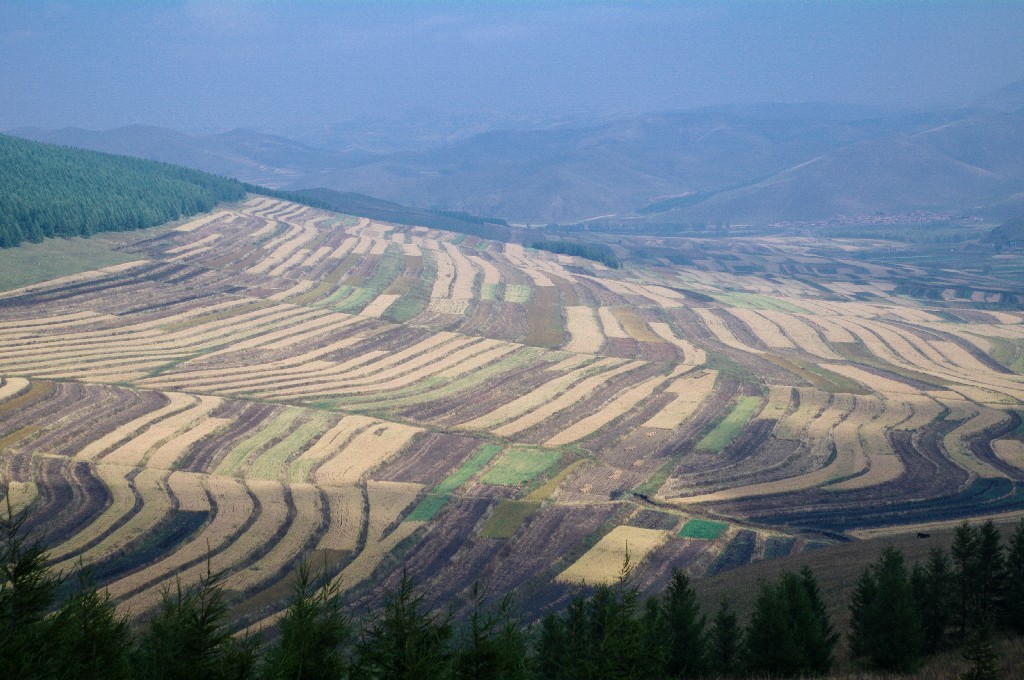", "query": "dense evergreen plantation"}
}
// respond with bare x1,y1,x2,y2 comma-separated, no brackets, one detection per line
3,502,1023,679
0,134,247,248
